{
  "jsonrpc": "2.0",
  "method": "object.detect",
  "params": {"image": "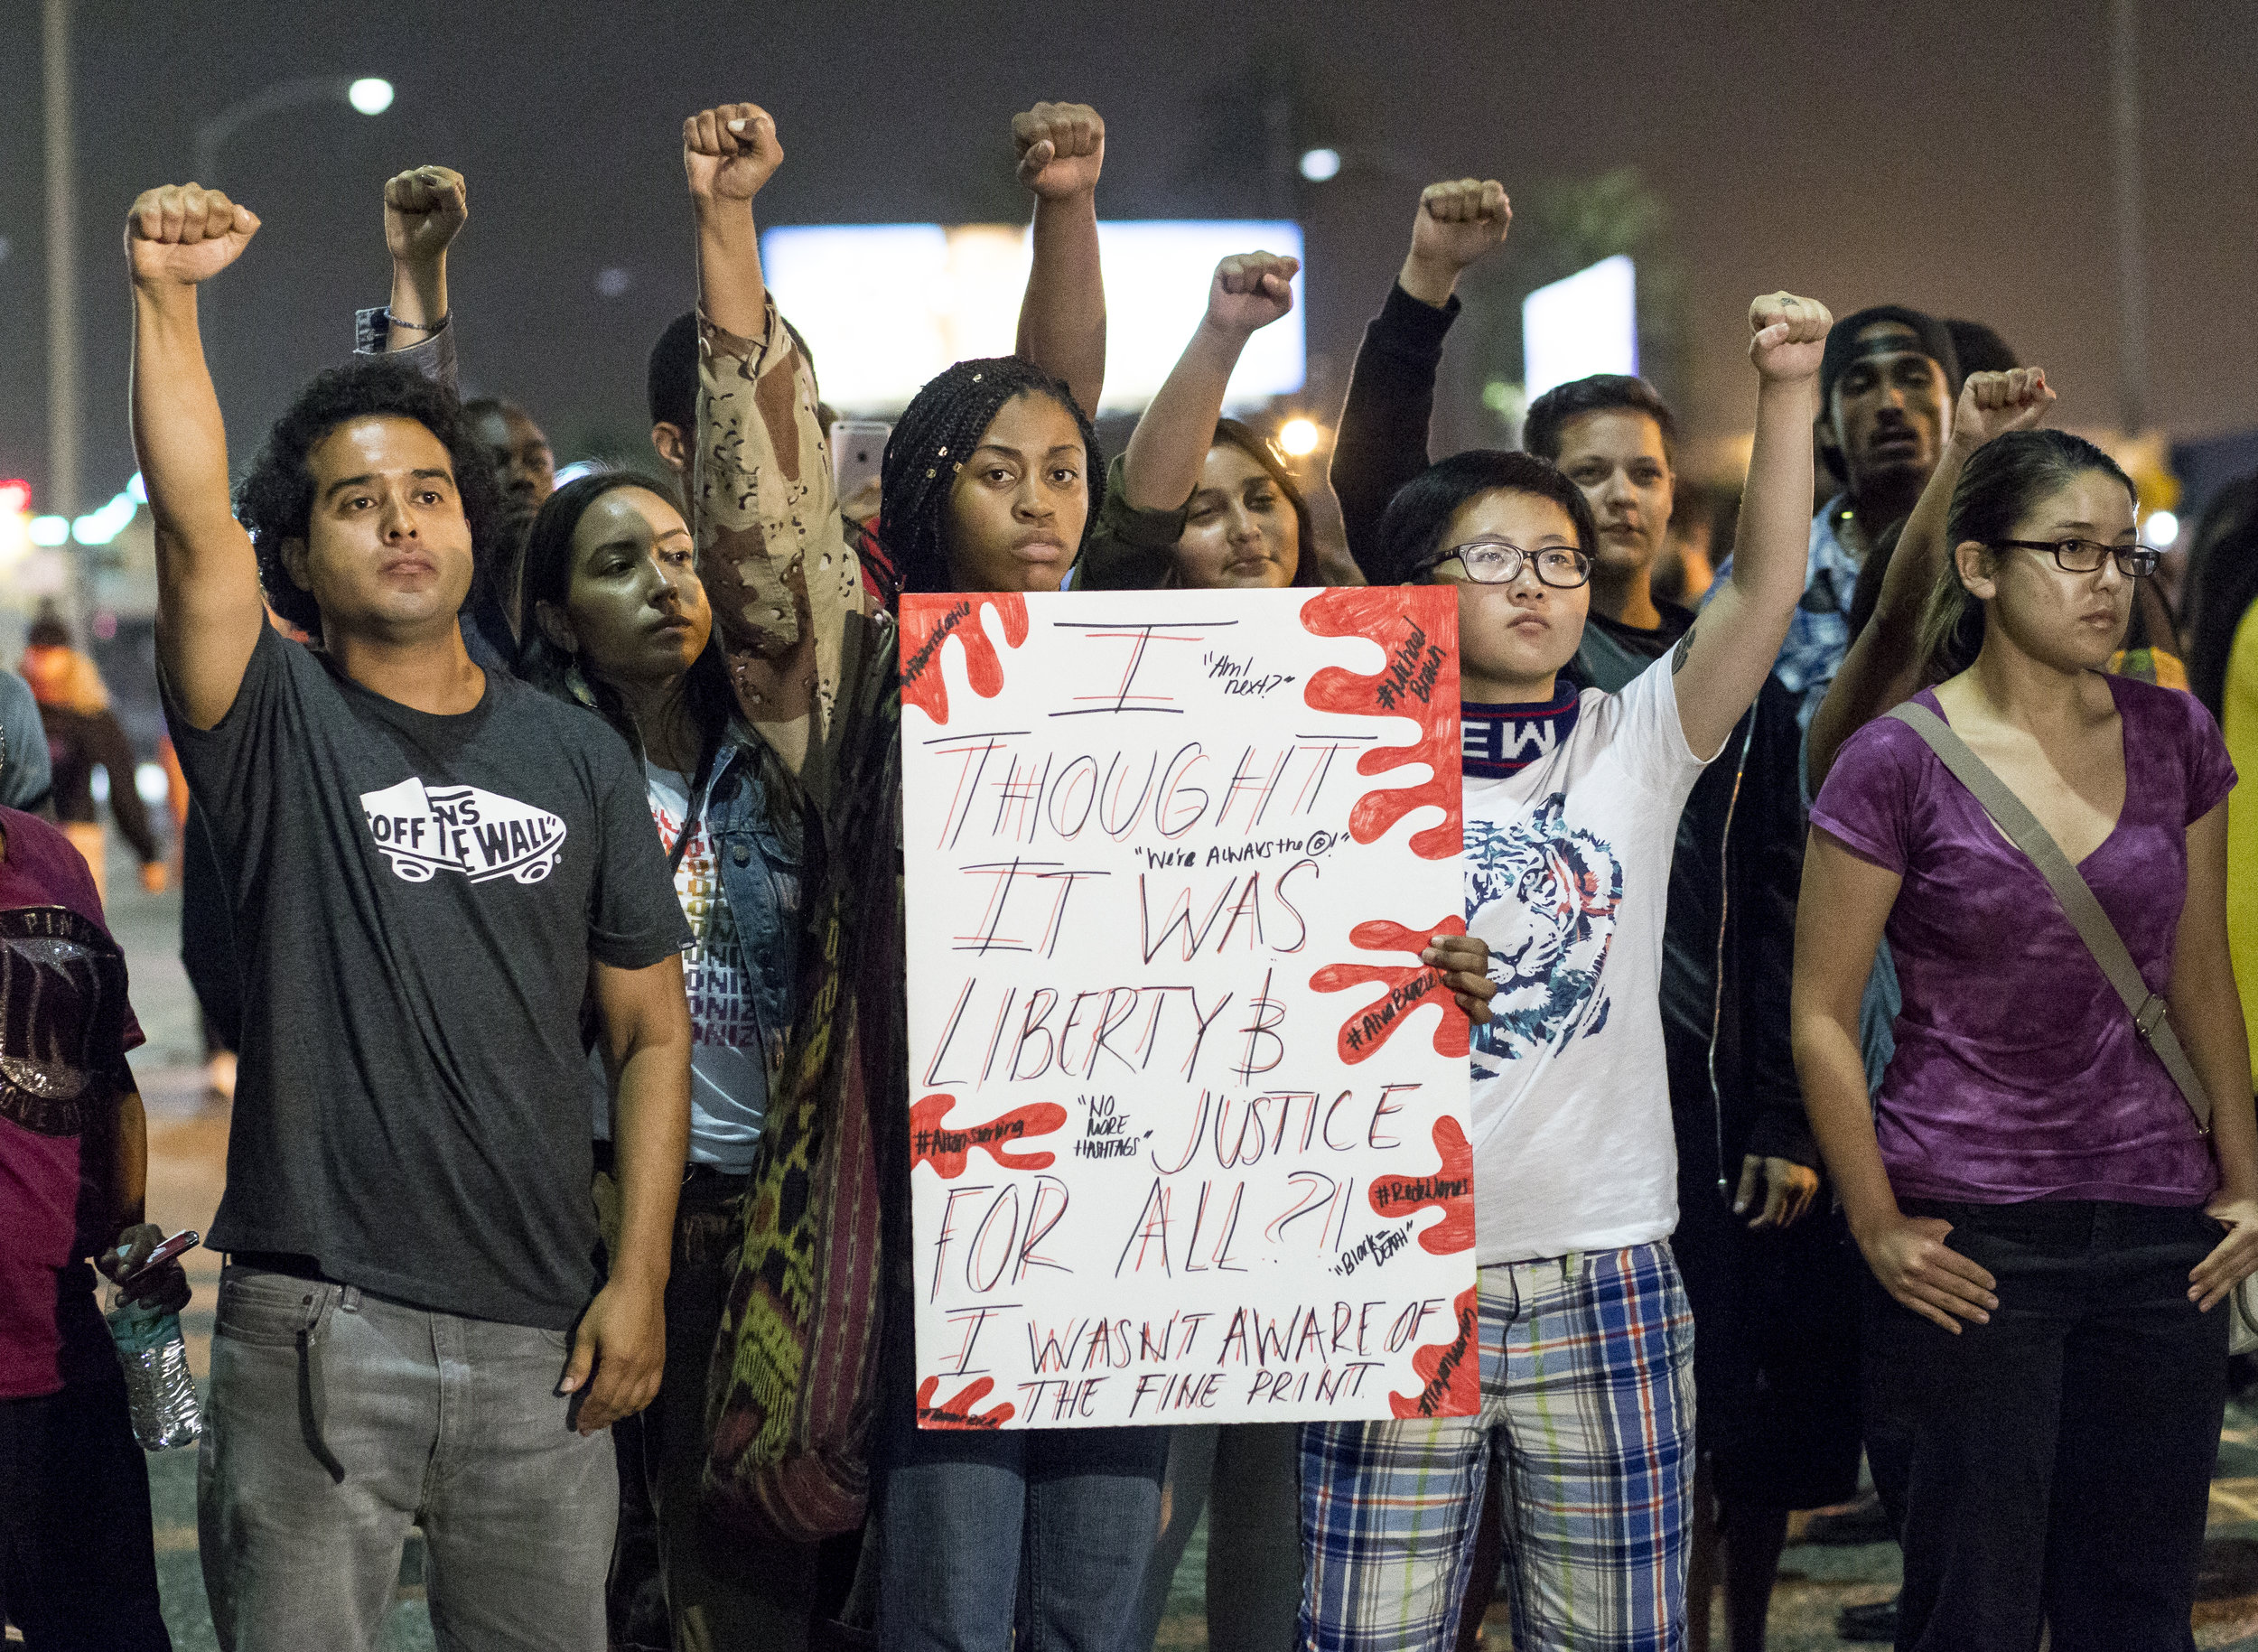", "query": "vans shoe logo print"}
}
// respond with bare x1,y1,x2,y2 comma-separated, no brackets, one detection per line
361,779,566,885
